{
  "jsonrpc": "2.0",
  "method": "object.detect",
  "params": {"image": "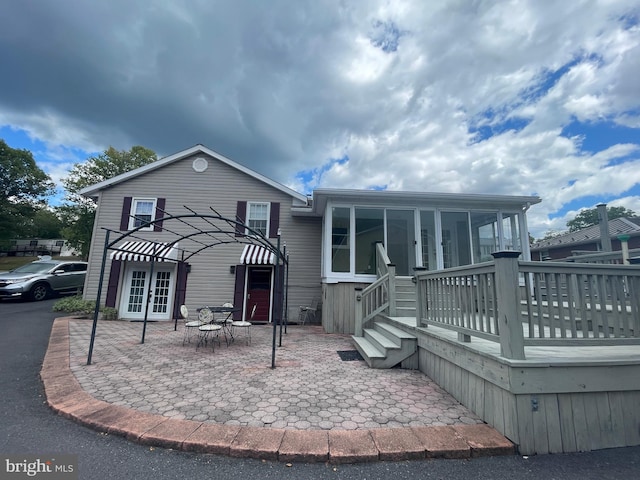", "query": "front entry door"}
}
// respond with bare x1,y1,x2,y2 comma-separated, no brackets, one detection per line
387,209,416,276
120,264,175,321
246,267,272,322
